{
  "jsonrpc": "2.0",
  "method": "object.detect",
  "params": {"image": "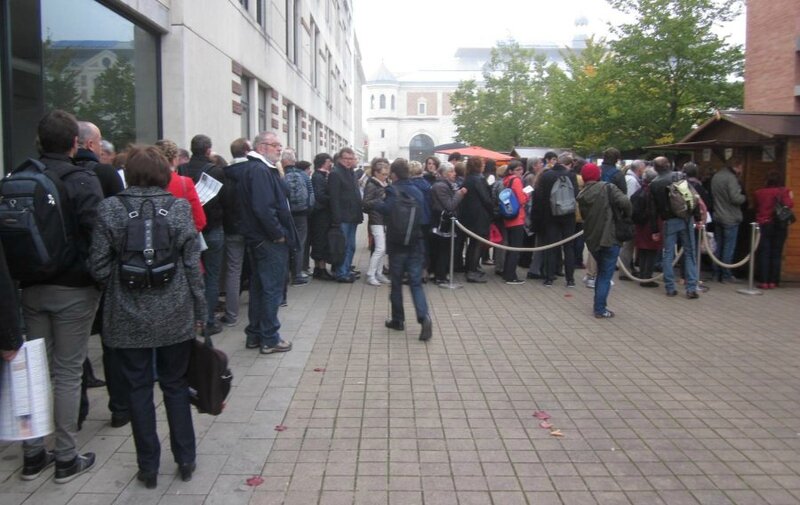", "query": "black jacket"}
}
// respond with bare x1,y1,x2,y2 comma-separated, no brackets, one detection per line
28,153,104,288
74,148,124,198
221,160,248,235
238,155,299,248
0,242,22,352
311,169,330,212
327,163,363,226
459,174,494,235
179,155,225,231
